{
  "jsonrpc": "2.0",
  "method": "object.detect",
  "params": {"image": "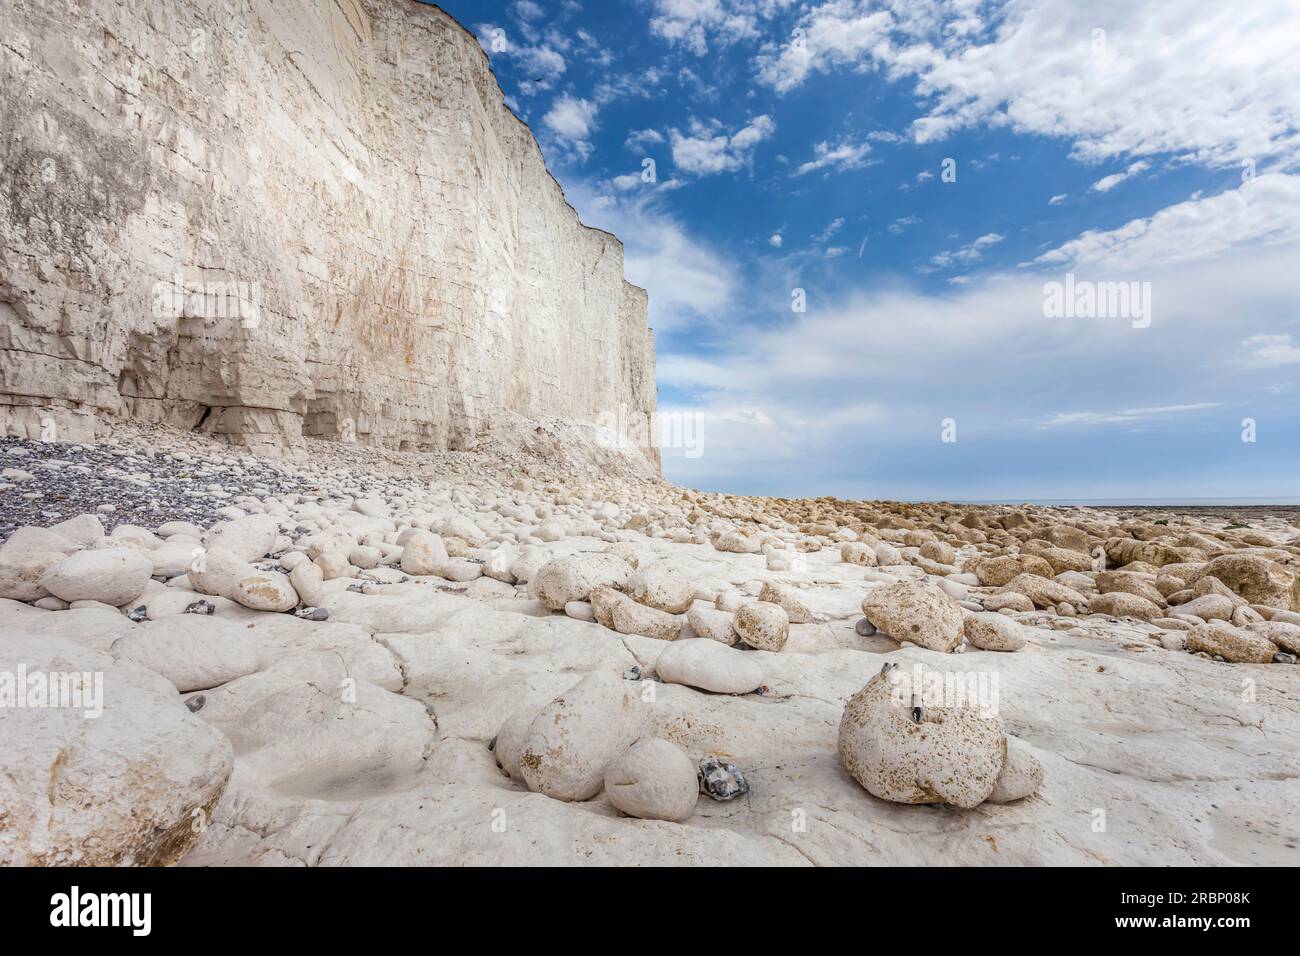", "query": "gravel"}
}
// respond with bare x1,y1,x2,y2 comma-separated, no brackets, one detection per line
0,436,314,538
